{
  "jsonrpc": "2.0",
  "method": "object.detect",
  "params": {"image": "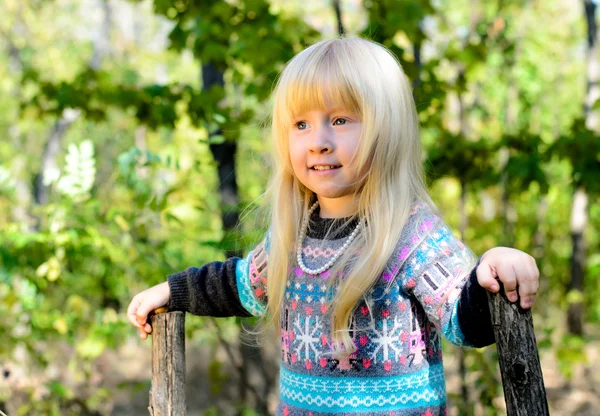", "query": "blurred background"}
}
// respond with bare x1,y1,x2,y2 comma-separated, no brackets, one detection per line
0,0,598,415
